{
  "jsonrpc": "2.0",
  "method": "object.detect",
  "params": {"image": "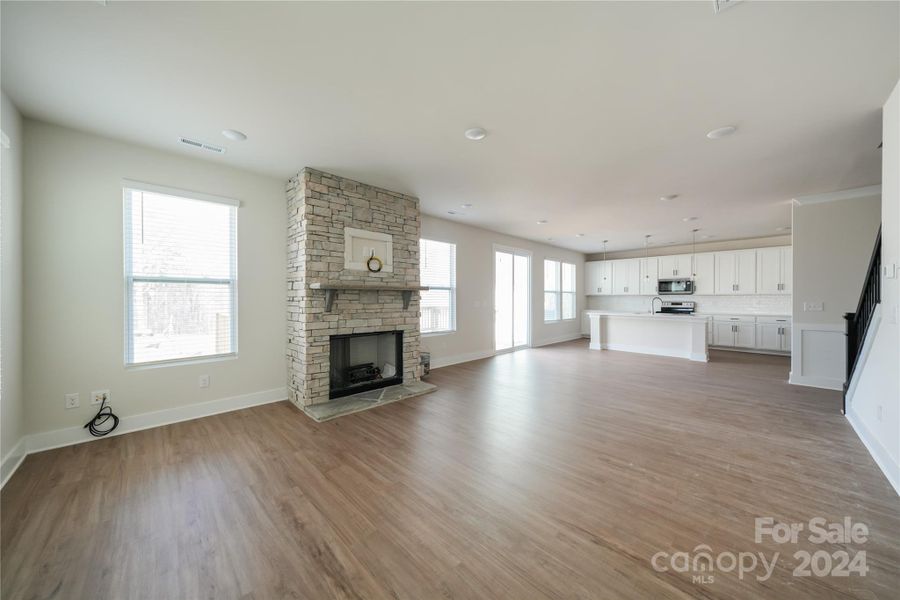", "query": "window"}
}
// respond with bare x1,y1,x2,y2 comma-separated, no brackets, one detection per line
419,239,456,334
124,182,237,366
544,259,576,321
